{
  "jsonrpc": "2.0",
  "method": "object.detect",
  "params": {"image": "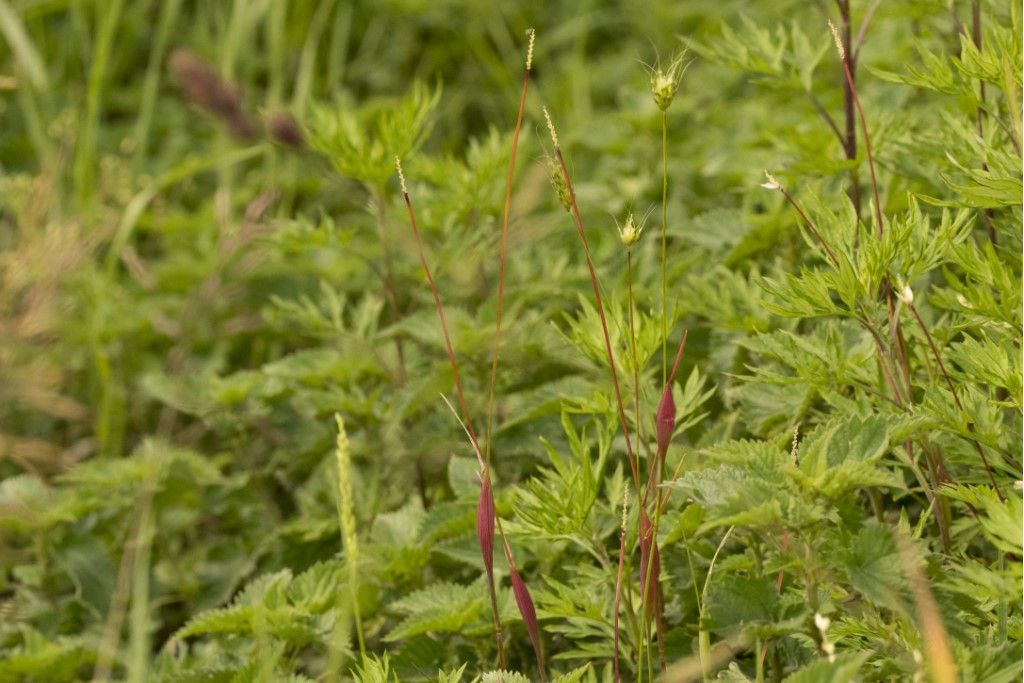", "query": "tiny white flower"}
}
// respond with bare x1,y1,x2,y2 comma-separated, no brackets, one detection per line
761,171,782,190
897,283,914,306
814,613,831,632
